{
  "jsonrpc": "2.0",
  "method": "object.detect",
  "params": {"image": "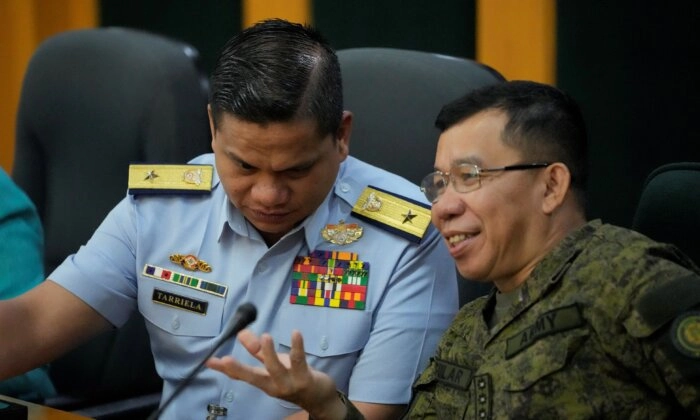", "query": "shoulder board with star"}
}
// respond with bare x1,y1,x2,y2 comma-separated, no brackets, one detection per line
351,186,431,243
128,164,213,195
